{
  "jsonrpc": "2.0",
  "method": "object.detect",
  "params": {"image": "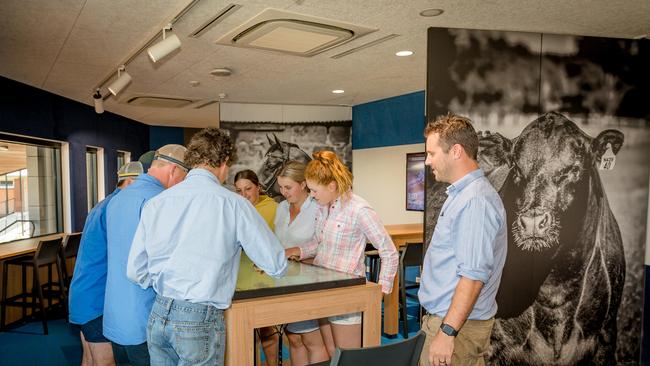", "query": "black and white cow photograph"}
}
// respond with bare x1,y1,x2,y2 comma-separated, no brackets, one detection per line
219,121,352,198
425,28,649,364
